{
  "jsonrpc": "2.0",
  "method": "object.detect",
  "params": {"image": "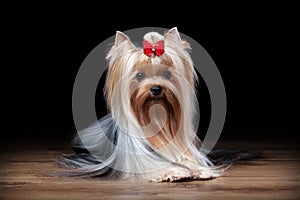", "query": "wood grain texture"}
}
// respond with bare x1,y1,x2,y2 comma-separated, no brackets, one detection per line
0,139,299,200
